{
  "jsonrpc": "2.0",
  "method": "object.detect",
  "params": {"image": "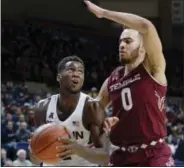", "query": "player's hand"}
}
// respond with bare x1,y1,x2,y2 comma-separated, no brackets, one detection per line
103,117,119,135
83,0,105,18
56,138,84,159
